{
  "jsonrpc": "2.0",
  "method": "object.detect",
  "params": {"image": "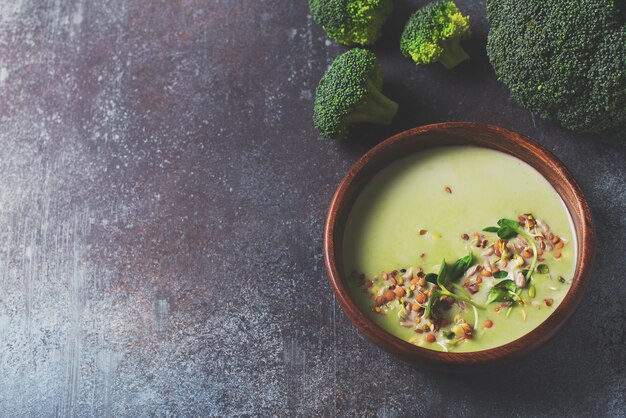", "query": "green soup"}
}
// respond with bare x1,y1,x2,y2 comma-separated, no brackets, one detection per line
344,146,577,352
